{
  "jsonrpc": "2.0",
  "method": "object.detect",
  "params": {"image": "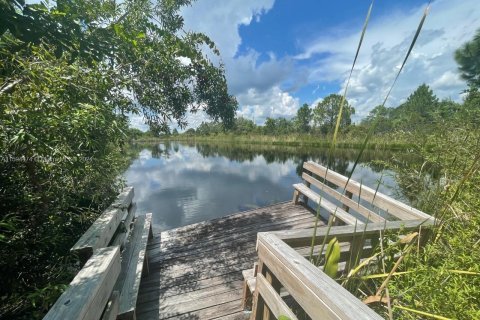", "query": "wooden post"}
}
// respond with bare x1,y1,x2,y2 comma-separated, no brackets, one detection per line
346,235,365,273
251,261,265,320
292,190,300,205
342,190,353,213
303,181,311,205
262,268,282,320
